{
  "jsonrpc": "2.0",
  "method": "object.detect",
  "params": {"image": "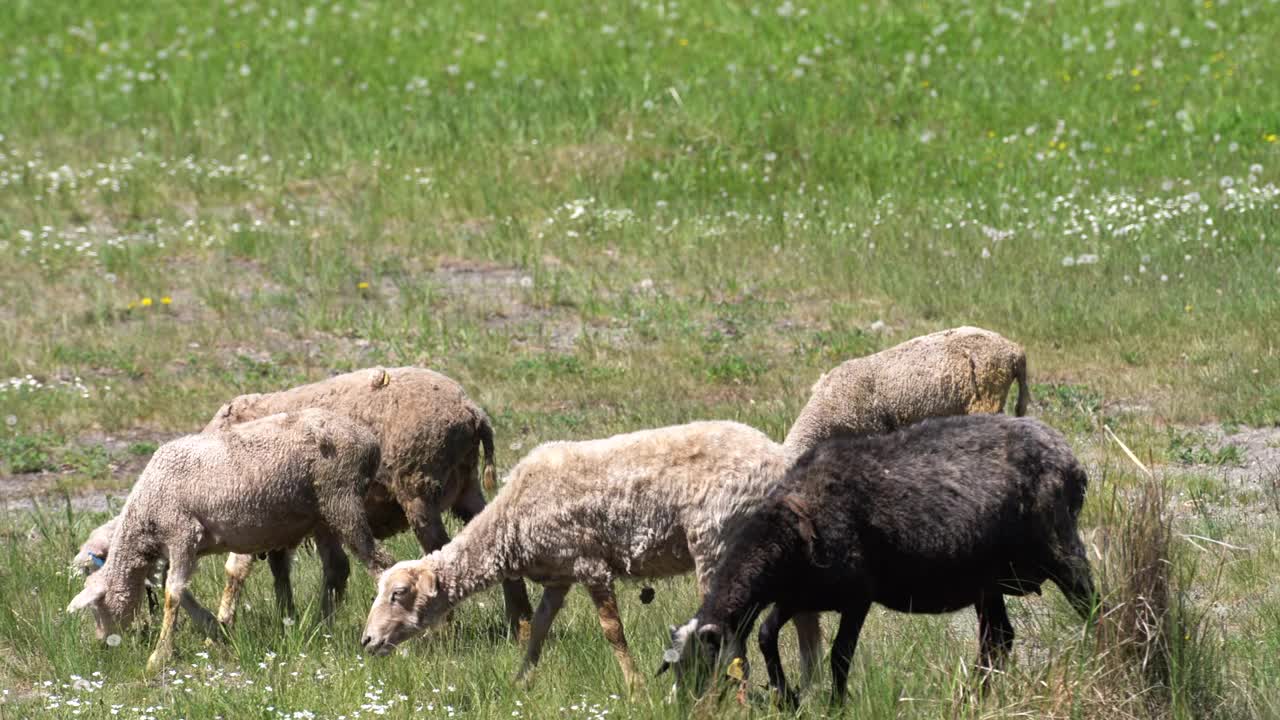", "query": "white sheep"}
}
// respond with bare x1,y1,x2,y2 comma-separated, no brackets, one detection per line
67,409,394,673
784,326,1029,453
358,421,798,689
